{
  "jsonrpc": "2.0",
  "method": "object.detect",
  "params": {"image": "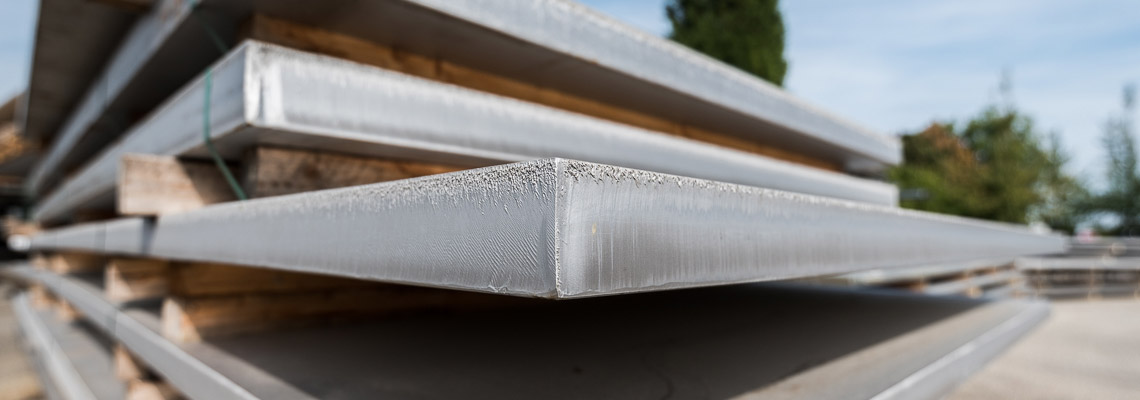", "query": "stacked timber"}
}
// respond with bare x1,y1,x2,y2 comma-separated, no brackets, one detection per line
816,259,1029,299
1019,238,1140,299
1,1,1065,399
